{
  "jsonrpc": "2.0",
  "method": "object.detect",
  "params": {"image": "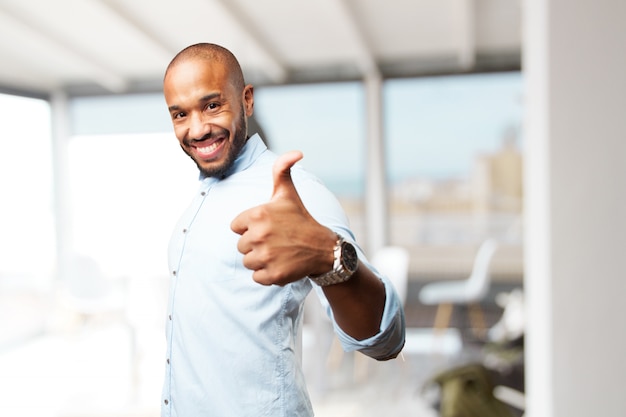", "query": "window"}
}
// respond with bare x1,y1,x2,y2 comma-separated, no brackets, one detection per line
0,94,54,288
0,93,54,348
385,72,524,246
254,82,365,198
